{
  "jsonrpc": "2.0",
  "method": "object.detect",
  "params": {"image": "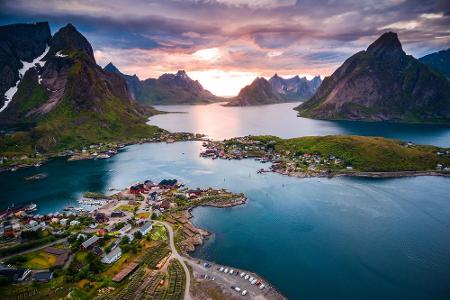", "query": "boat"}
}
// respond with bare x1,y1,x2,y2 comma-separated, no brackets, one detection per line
25,203,37,212
25,173,48,181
